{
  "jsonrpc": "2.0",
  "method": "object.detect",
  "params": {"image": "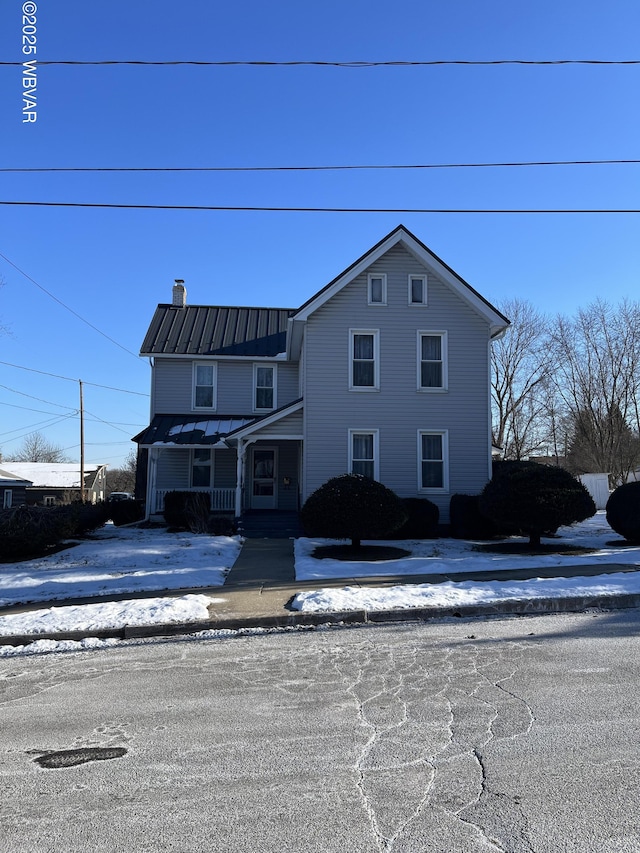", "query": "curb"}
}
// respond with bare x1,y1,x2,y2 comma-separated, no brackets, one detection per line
2,592,640,647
